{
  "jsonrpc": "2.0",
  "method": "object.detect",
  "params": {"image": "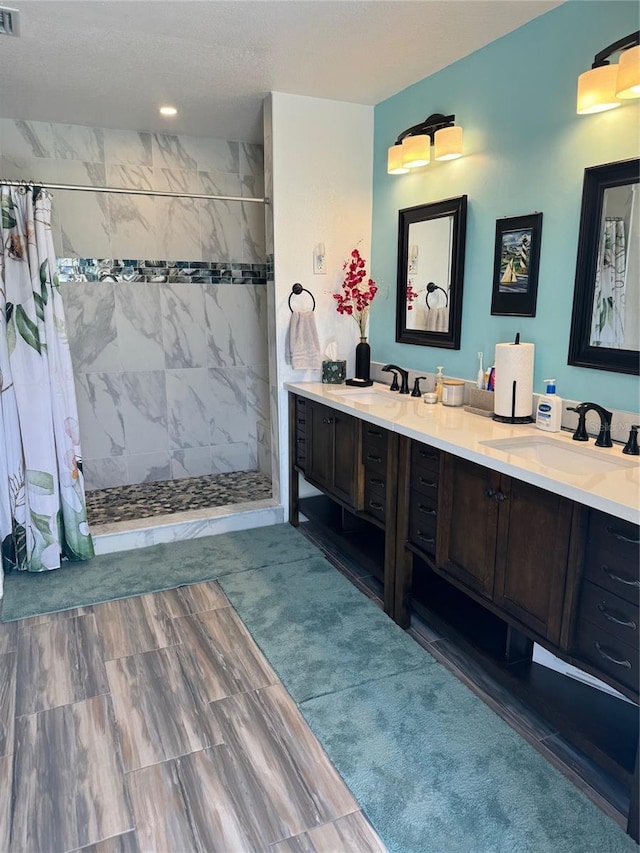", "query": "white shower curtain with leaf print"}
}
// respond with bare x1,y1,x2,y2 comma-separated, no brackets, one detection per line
0,185,93,599
590,217,627,348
